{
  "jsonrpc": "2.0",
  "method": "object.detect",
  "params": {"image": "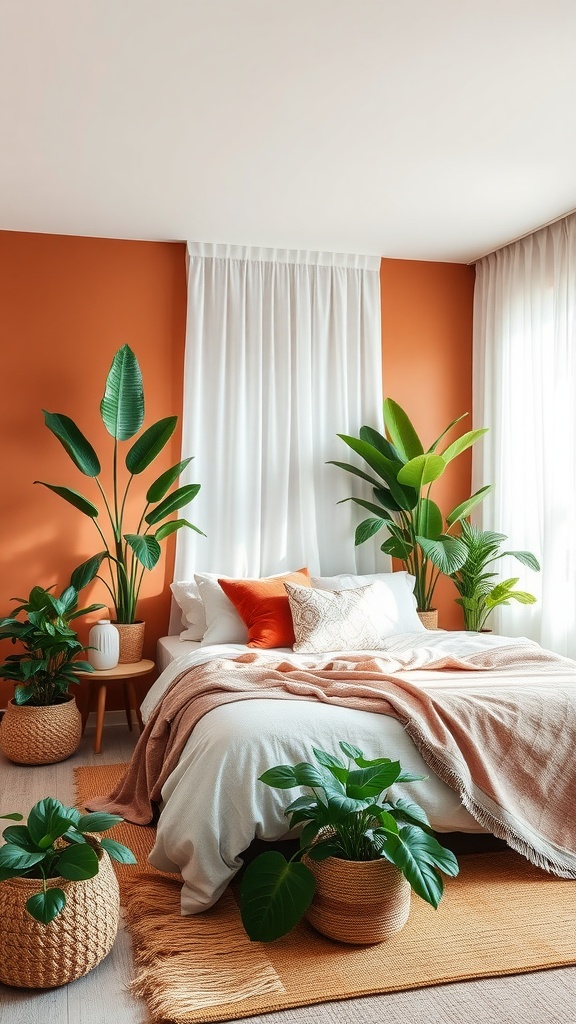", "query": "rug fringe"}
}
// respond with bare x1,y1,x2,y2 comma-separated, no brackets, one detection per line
124,874,284,1020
